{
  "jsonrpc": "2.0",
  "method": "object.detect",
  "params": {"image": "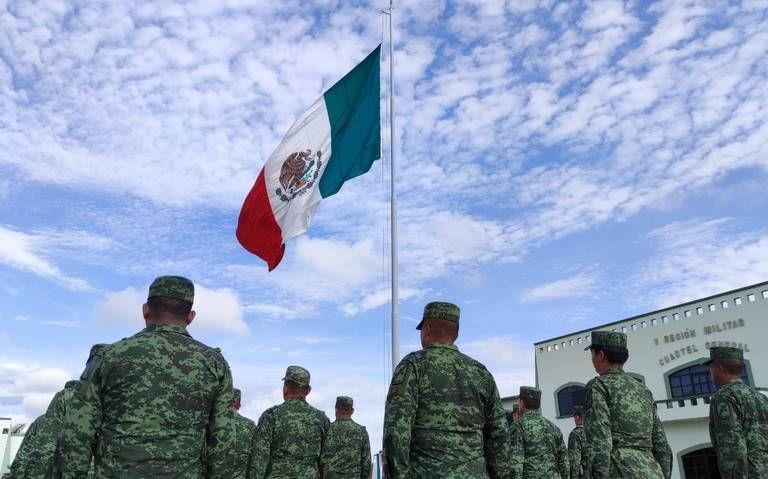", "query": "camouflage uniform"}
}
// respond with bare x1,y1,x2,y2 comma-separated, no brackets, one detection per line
55,276,236,478
567,407,587,479
705,347,768,478
509,386,568,479
383,302,511,479
584,331,672,479
247,366,330,479
233,388,257,479
321,396,372,479
9,381,78,478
